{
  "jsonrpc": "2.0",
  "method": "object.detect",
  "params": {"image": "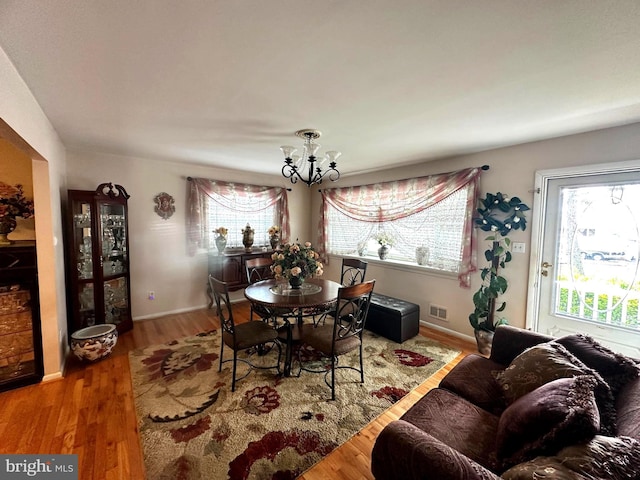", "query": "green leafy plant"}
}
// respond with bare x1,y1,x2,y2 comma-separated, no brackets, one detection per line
469,192,529,332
